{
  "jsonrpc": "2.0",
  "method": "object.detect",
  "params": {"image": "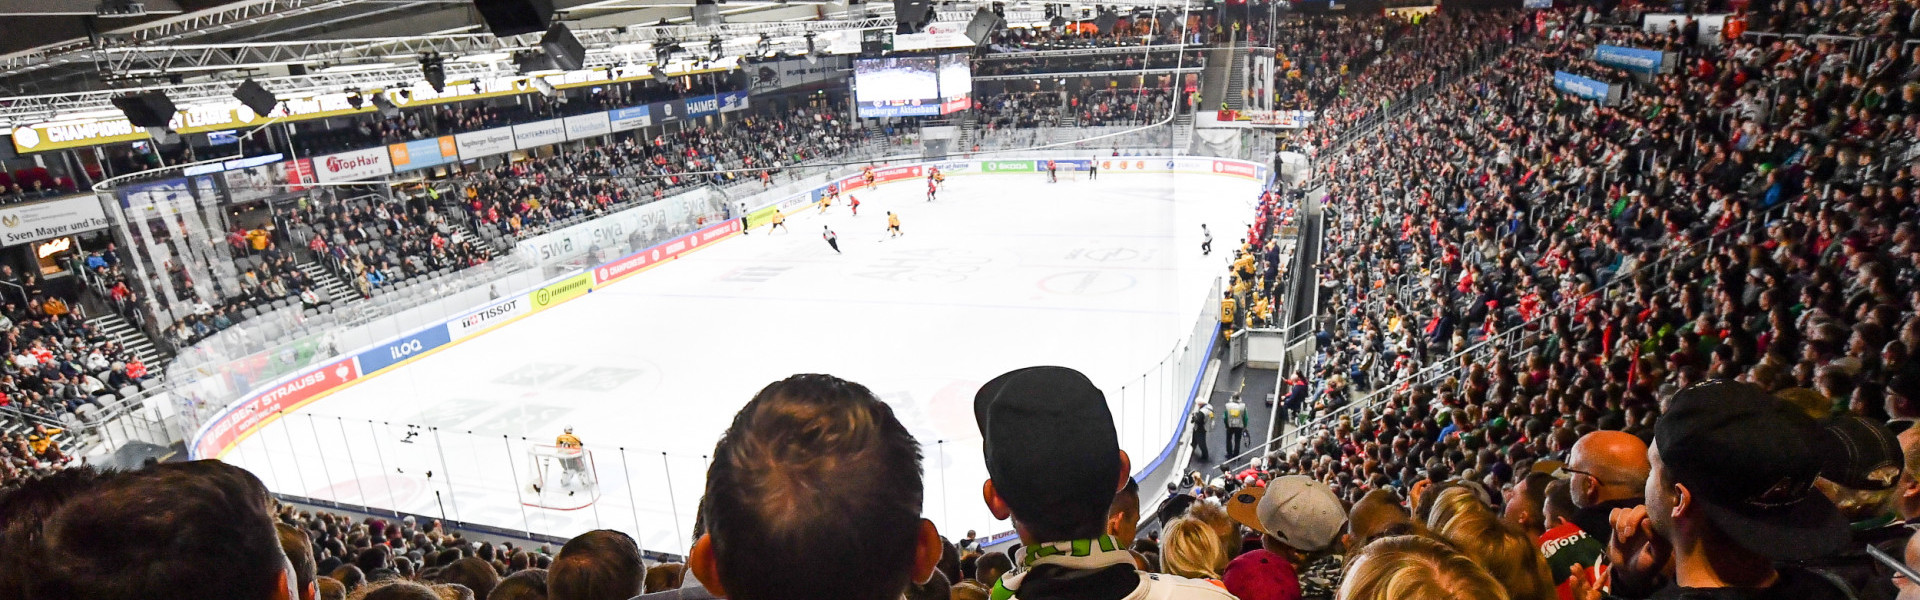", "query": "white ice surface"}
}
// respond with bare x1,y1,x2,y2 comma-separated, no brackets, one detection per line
224,170,1260,554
